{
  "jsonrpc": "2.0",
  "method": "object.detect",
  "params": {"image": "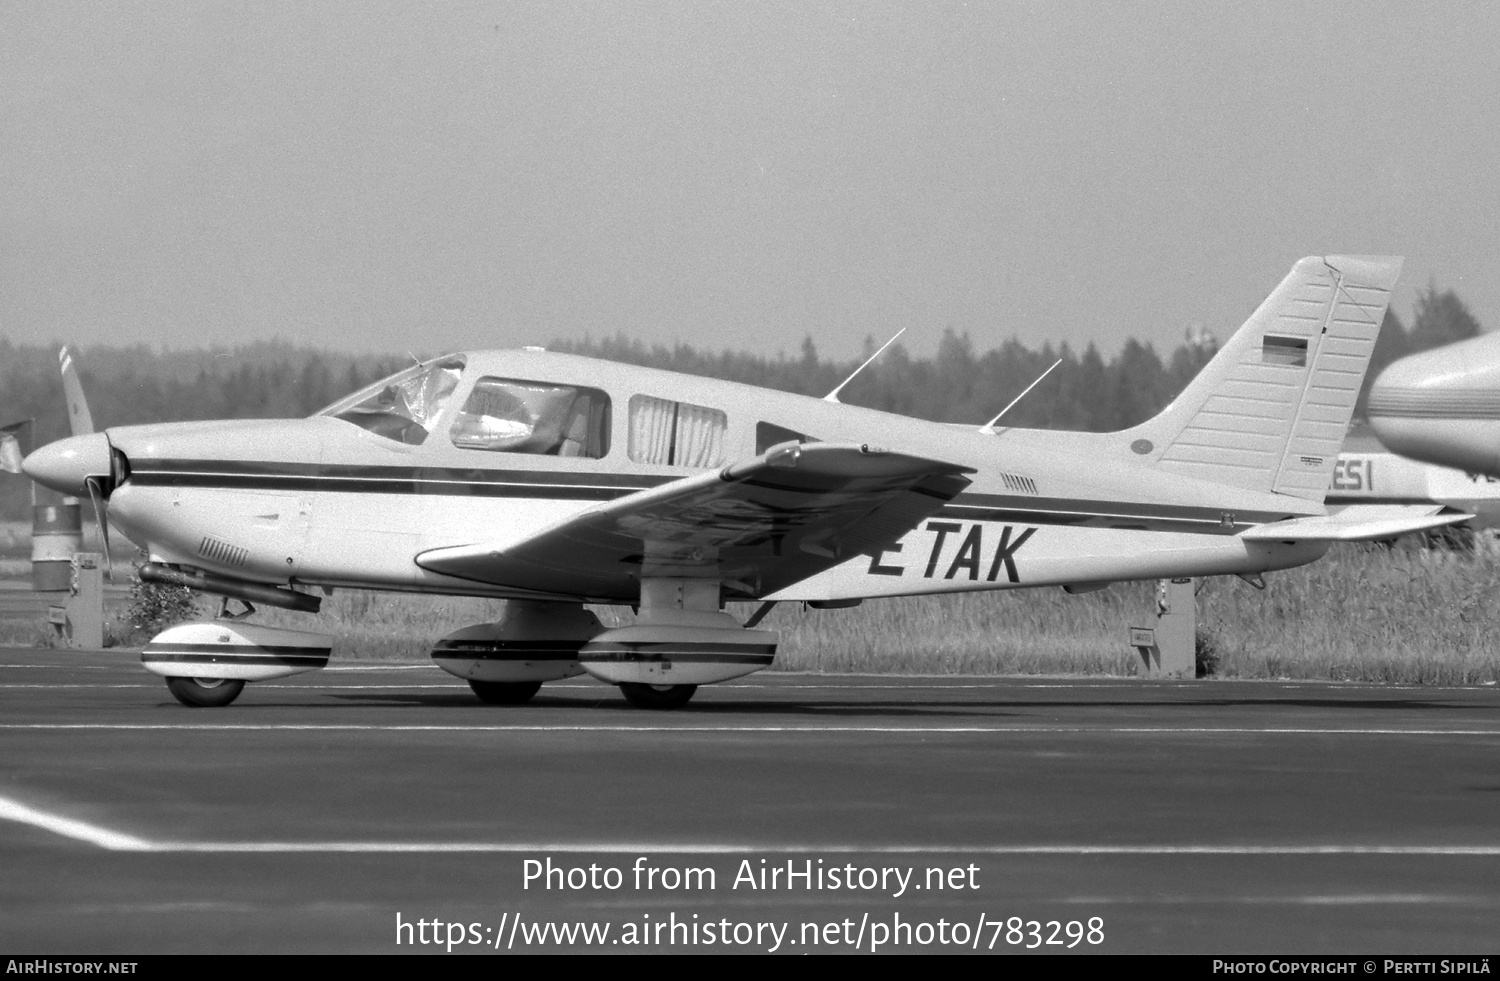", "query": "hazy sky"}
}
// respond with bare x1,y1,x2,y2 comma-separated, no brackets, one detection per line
3,1,1498,362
